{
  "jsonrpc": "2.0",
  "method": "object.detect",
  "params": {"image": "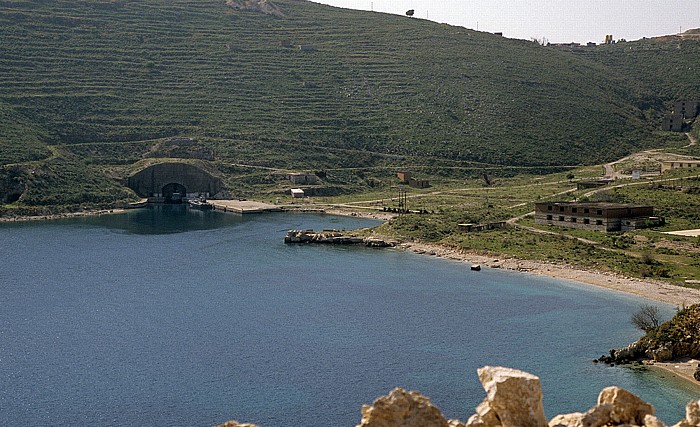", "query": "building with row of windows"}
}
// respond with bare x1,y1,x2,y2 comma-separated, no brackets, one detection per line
661,160,700,173
662,101,699,132
534,202,662,232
